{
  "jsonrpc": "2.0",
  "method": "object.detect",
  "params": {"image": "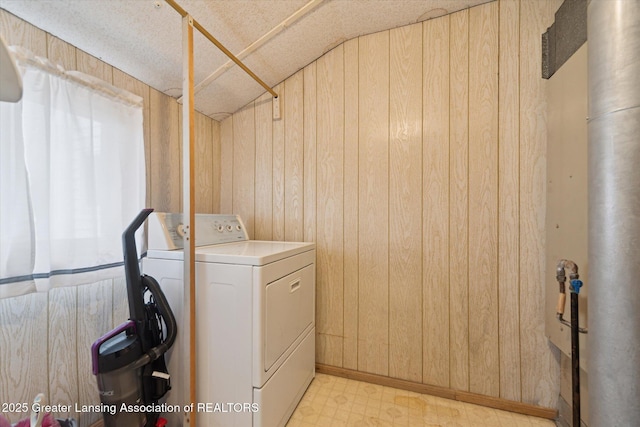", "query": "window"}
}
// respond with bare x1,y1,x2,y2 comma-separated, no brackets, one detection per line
0,47,145,299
